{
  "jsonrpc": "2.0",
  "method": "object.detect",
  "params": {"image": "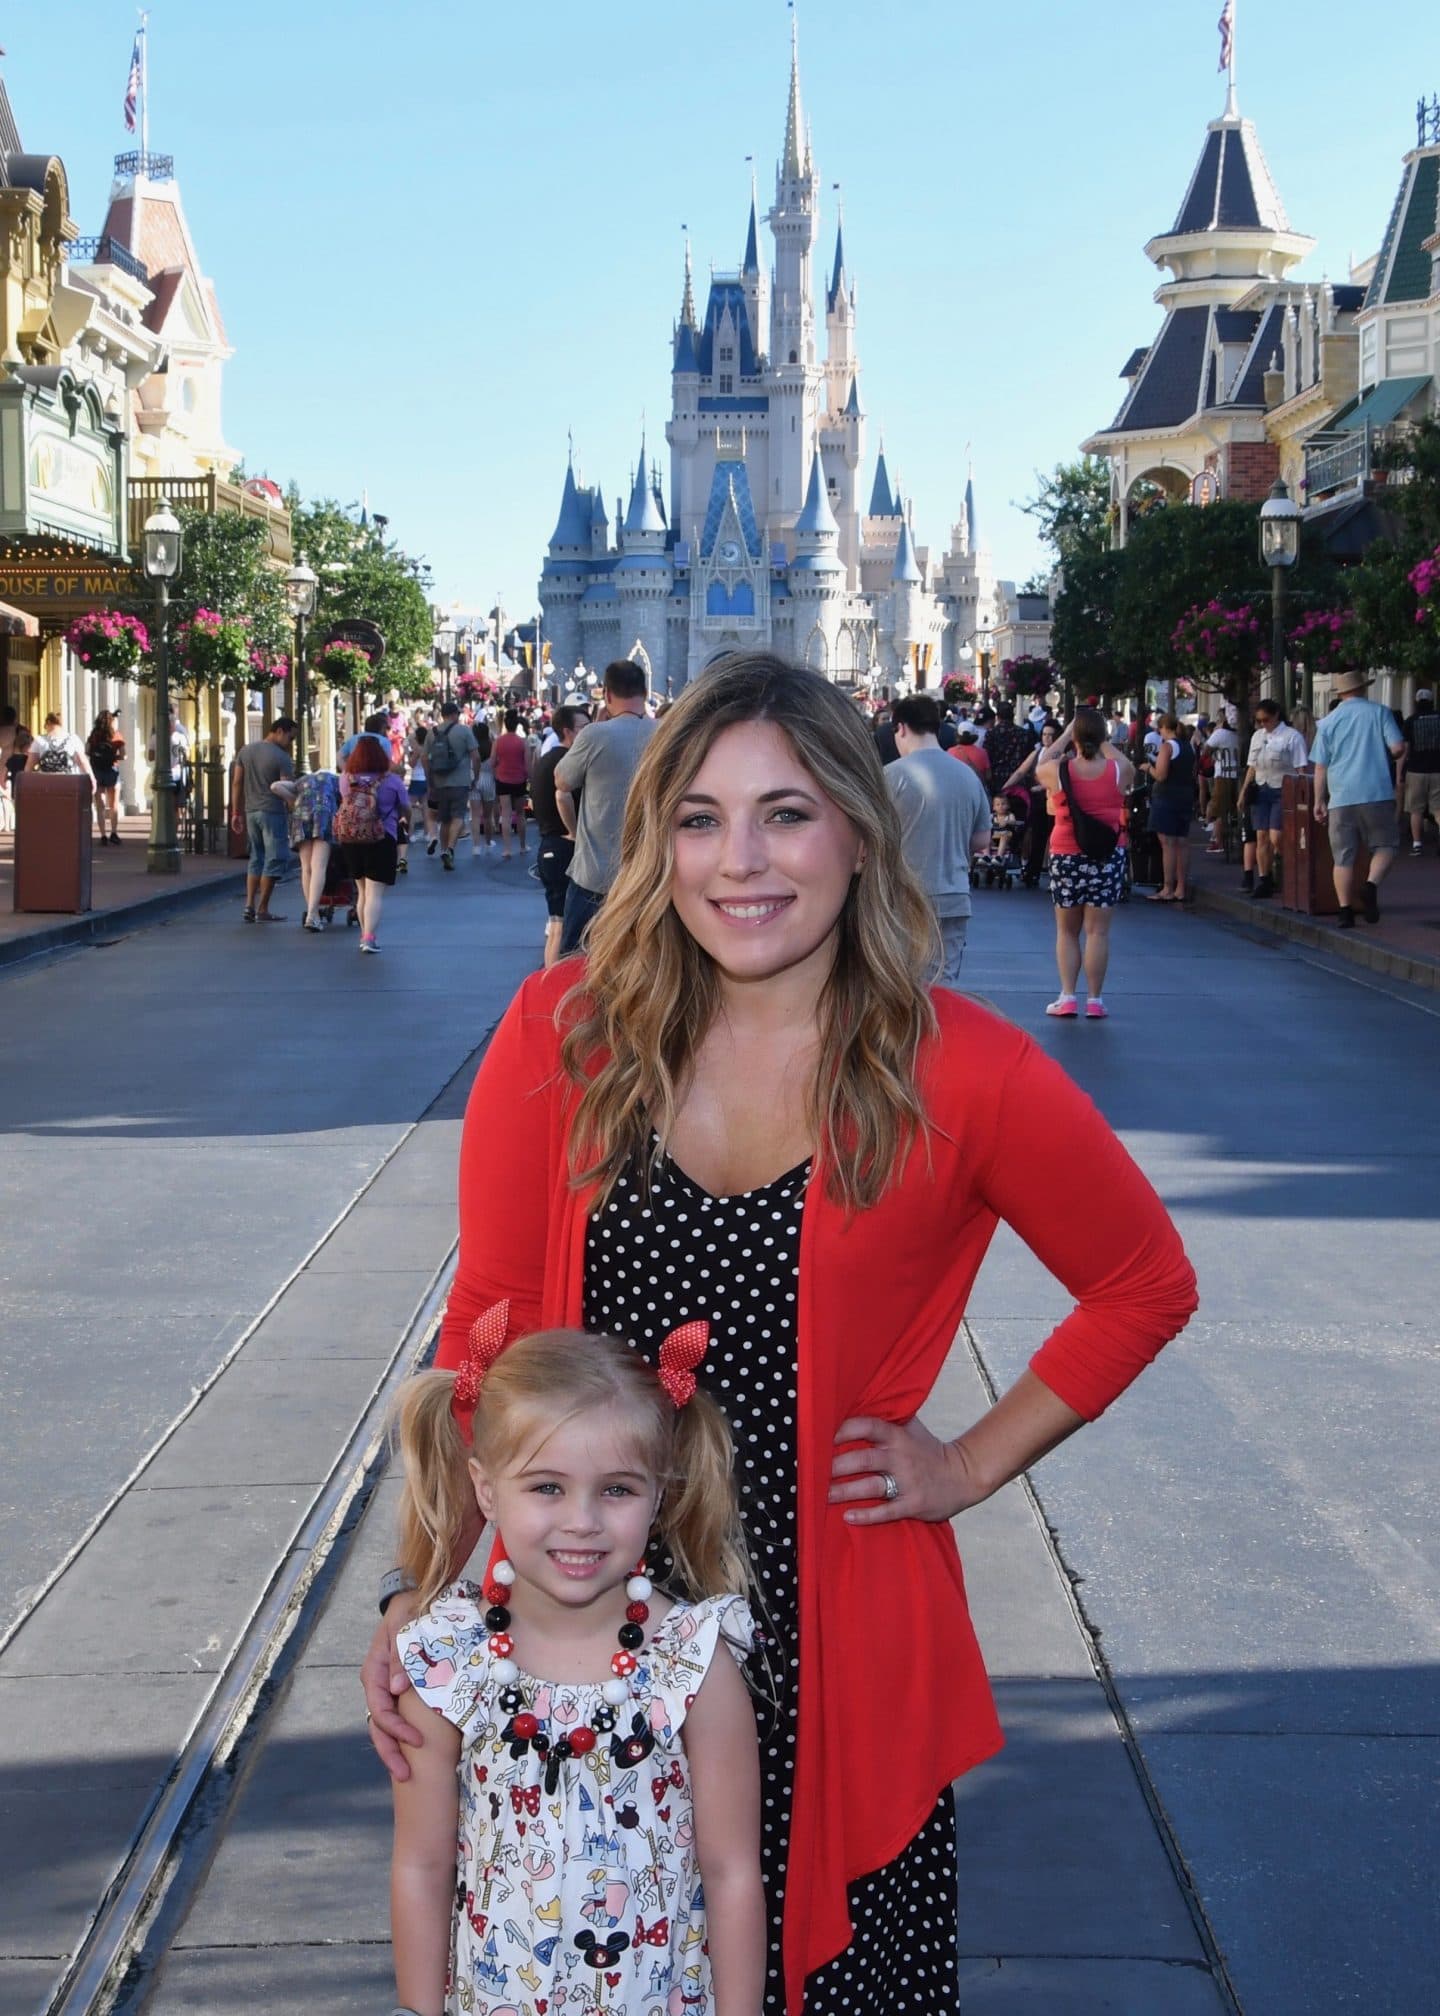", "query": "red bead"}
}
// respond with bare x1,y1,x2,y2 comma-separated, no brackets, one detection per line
569,1725,597,1755
484,1583,507,1606
611,1650,638,1677
487,1633,513,1657
625,1602,650,1625
512,1712,540,1740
